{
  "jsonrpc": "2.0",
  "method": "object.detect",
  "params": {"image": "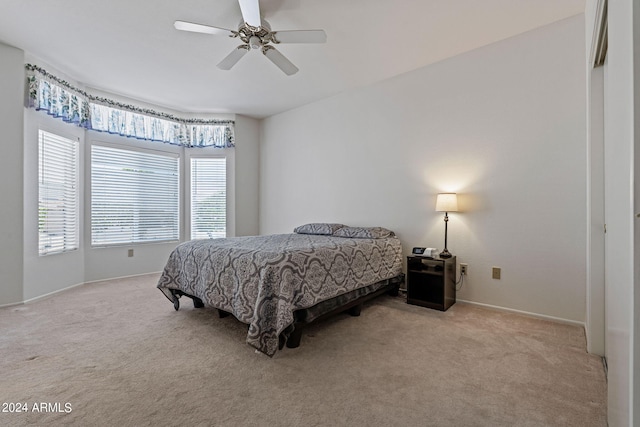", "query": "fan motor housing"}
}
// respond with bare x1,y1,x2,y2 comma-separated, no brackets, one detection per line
237,19,274,46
